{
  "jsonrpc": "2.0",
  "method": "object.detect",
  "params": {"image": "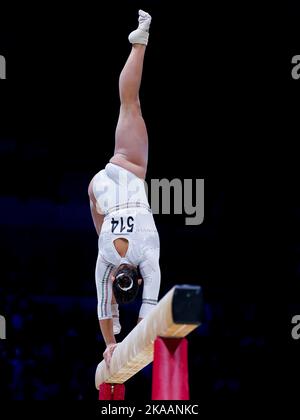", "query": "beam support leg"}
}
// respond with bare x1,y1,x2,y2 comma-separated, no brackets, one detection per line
152,337,190,400
99,383,125,400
